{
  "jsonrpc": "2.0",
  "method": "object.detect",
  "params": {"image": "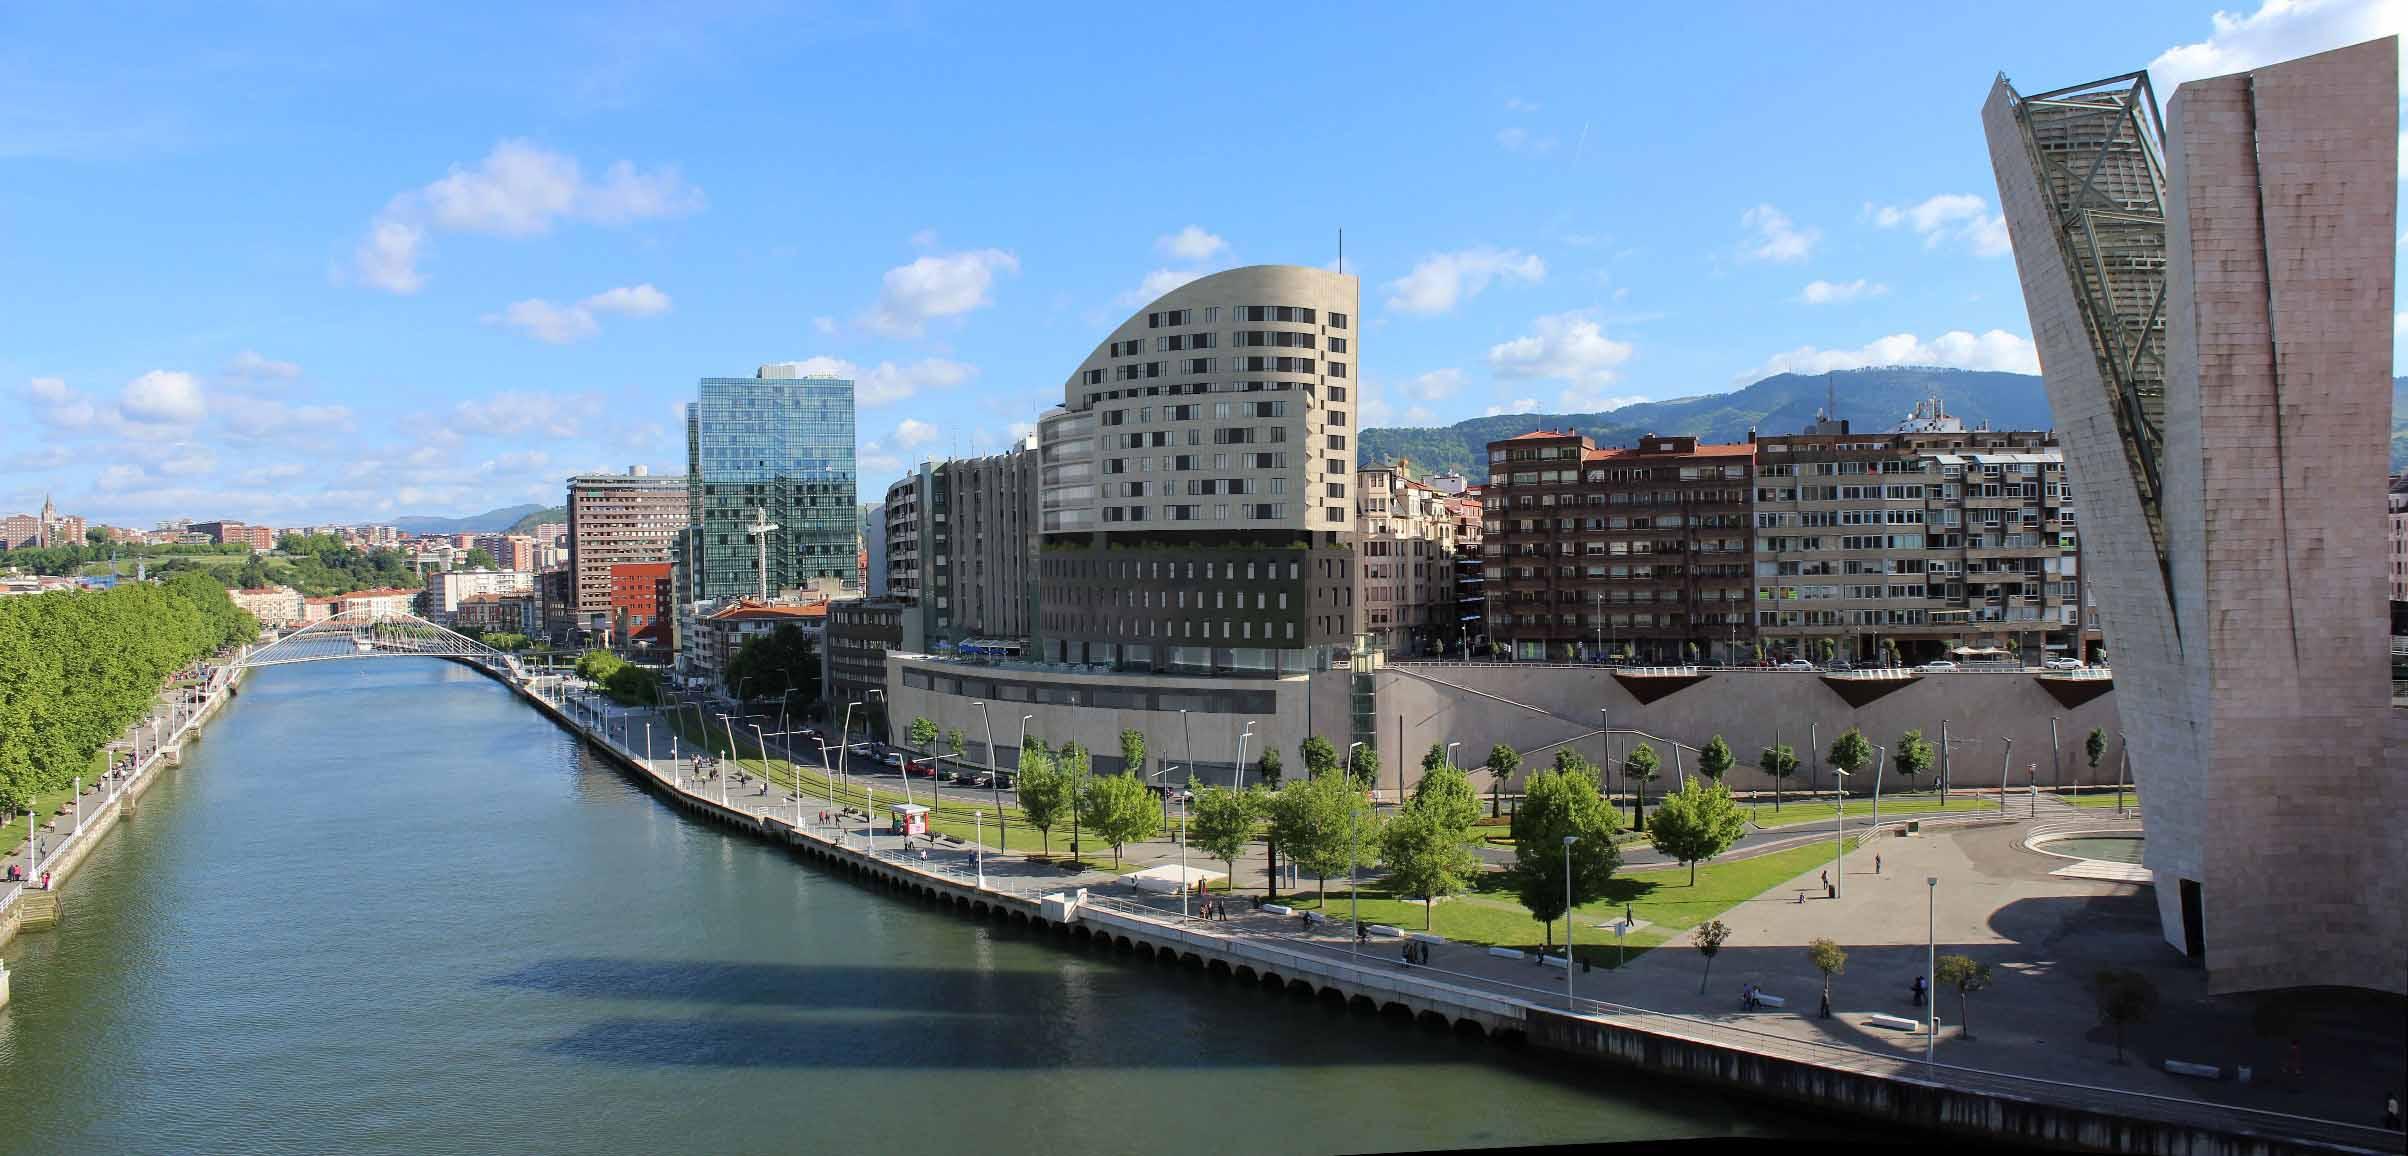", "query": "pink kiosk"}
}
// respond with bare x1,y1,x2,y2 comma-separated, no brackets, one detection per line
886,803,930,837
